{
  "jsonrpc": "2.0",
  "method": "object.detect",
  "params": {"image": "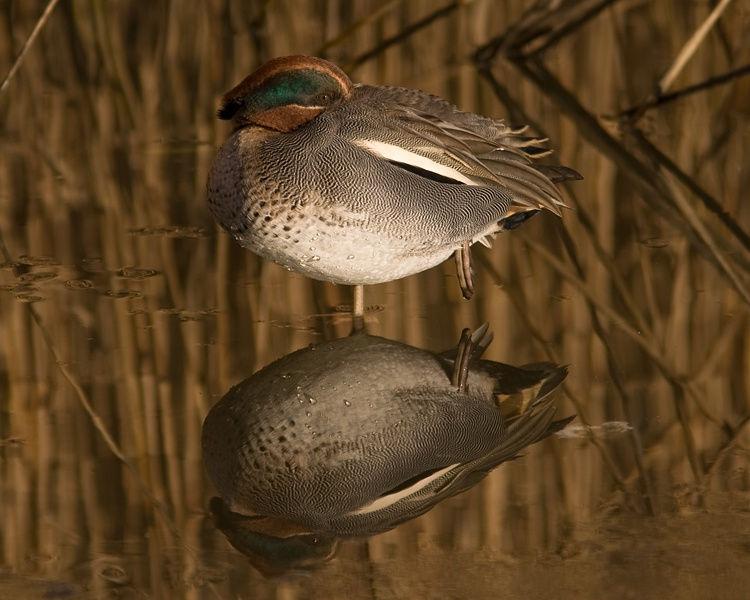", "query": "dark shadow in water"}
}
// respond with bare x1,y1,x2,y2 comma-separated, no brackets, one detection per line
202,325,572,575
